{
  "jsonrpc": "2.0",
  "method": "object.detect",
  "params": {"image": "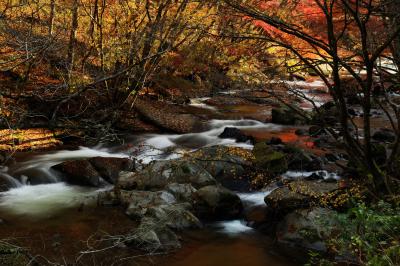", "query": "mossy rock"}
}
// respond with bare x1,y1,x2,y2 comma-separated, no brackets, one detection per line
0,244,32,266
253,142,288,174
